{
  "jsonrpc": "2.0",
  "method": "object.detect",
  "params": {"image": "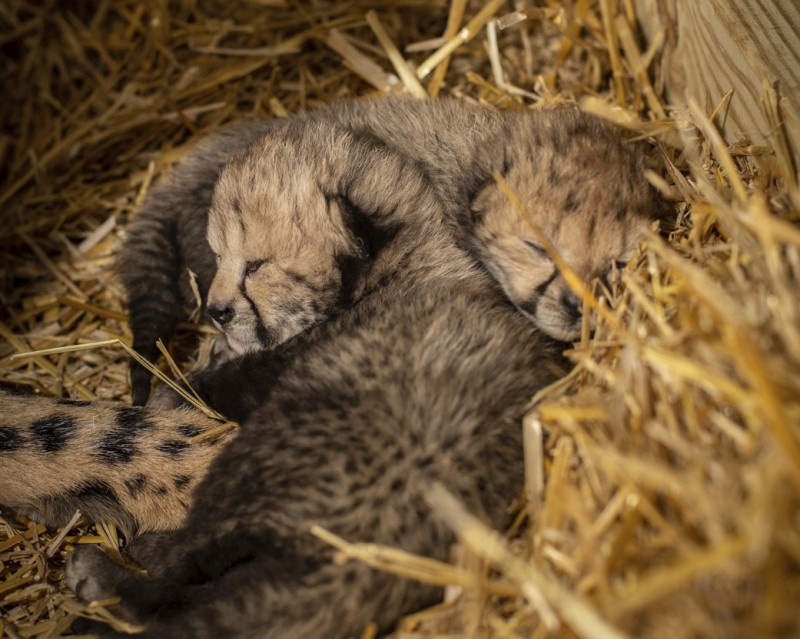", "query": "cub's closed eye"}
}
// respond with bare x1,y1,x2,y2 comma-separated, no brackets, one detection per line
524,240,549,258
613,260,629,271
244,260,266,276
